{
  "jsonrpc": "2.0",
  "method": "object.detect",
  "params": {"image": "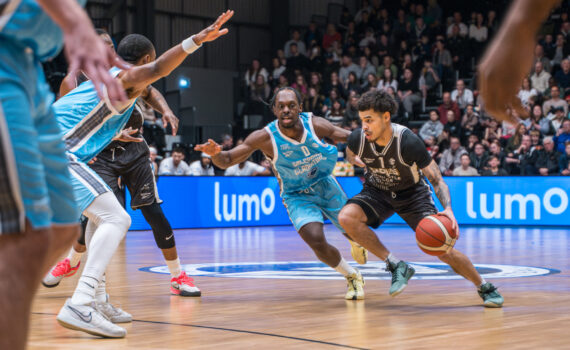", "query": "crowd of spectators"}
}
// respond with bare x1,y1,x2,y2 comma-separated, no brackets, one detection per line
240,0,570,176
